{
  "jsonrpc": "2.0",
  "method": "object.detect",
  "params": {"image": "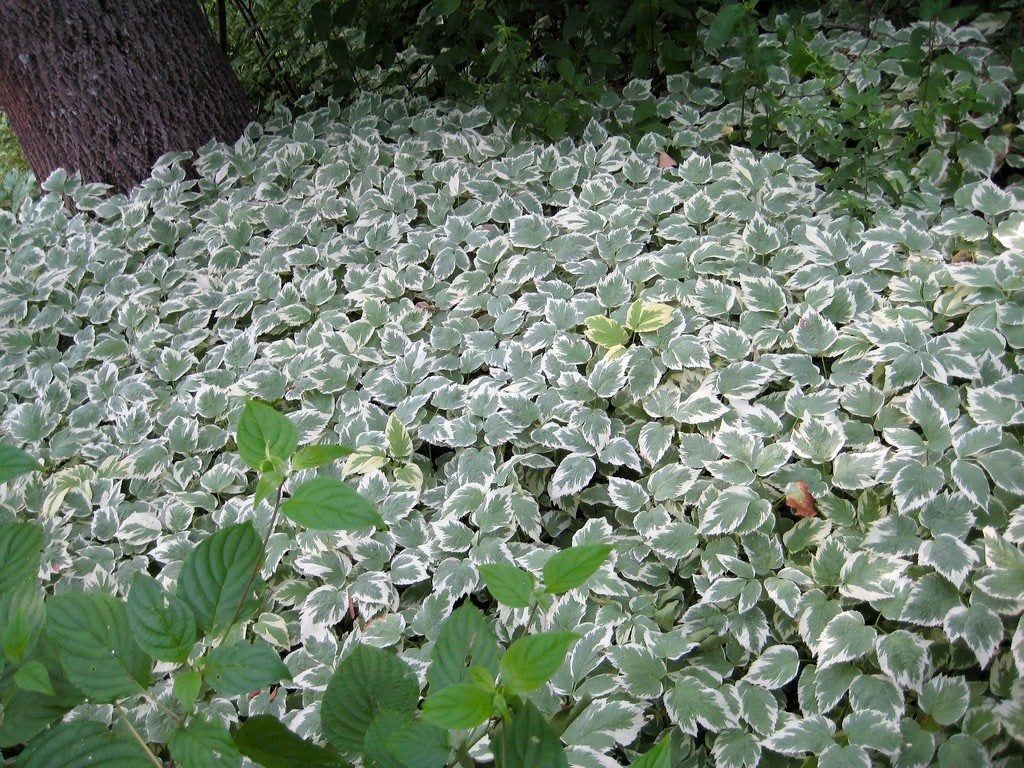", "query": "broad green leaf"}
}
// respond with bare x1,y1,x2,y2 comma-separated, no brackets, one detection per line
236,400,298,471
479,563,535,608
254,469,285,507
0,444,41,485
542,544,613,595
291,444,354,470
584,316,629,348
630,734,675,768
16,721,152,768
178,522,263,636
427,603,501,692
168,718,242,768
174,669,203,710
422,682,494,729
499,632,579,693
494,701,569,768
625,300,674,333
0,637,83,748
322,645,419,754
0,523,43,592
363,711,449,768
280,477,384,531
233,715,348,768
706,4,745,50
46,591,150,702
3,584,44,664
204,639,291,697
128,574,196,663
14,661,54,696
